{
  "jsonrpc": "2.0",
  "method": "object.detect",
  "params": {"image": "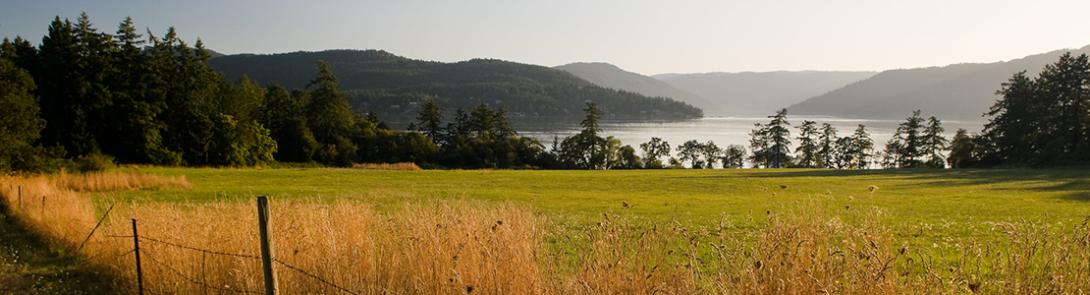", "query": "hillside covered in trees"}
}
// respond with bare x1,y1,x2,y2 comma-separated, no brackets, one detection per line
554,62,711,110
788,45,1090,120
208,51,703,122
